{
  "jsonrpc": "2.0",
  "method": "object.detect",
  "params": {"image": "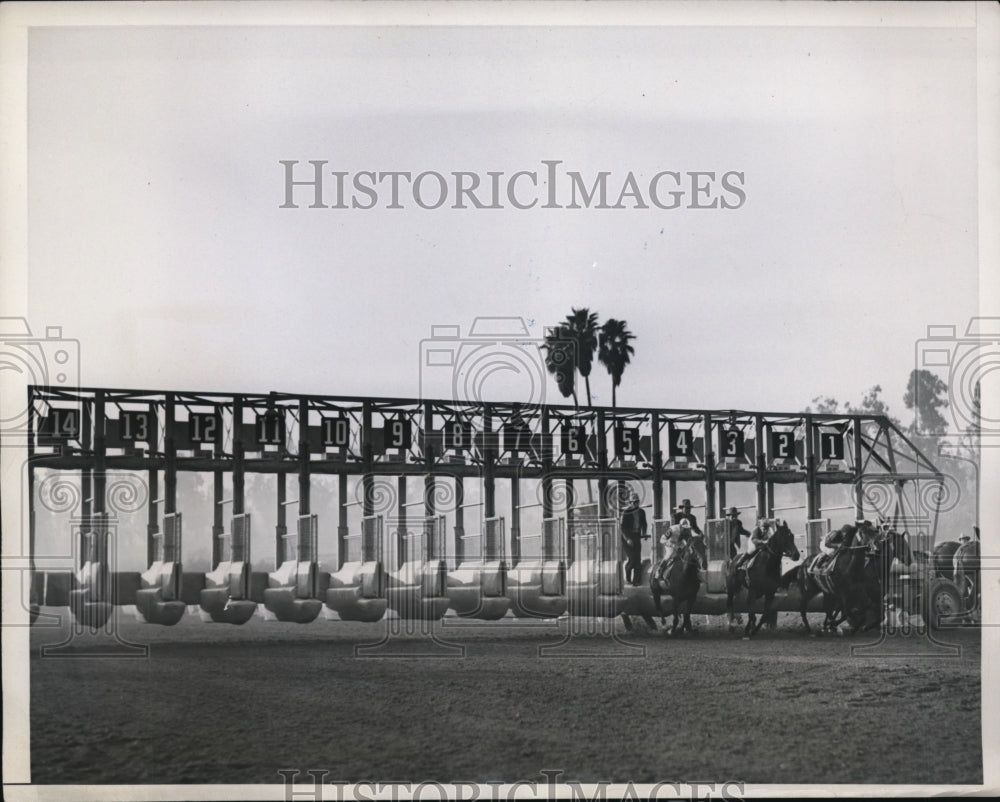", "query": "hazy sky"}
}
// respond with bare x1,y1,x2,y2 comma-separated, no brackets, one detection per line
24,21,979,417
